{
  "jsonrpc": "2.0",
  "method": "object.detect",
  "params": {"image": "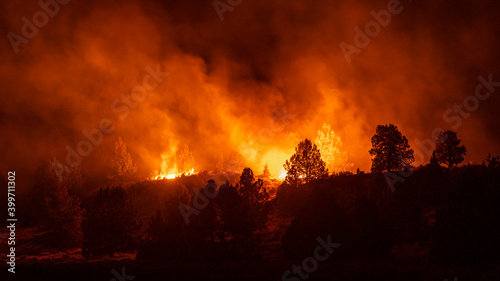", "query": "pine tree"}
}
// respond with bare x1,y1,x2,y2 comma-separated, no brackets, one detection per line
238,168,269,205
283,139,328,186
237,168,270,231
486,153,500,168
434,130,467,168
369,124,414,173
